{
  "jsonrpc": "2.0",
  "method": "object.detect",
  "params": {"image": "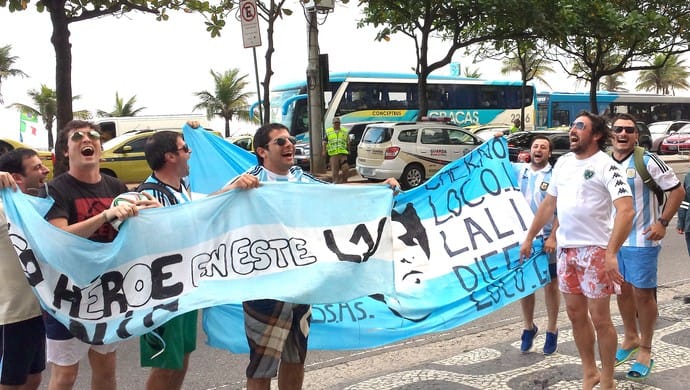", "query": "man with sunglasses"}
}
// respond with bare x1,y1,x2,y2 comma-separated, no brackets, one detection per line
228,123,398,390
137,129,253,390
610,113,684,381
39,120,156,390
520,111,634,390
0,149,50,390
